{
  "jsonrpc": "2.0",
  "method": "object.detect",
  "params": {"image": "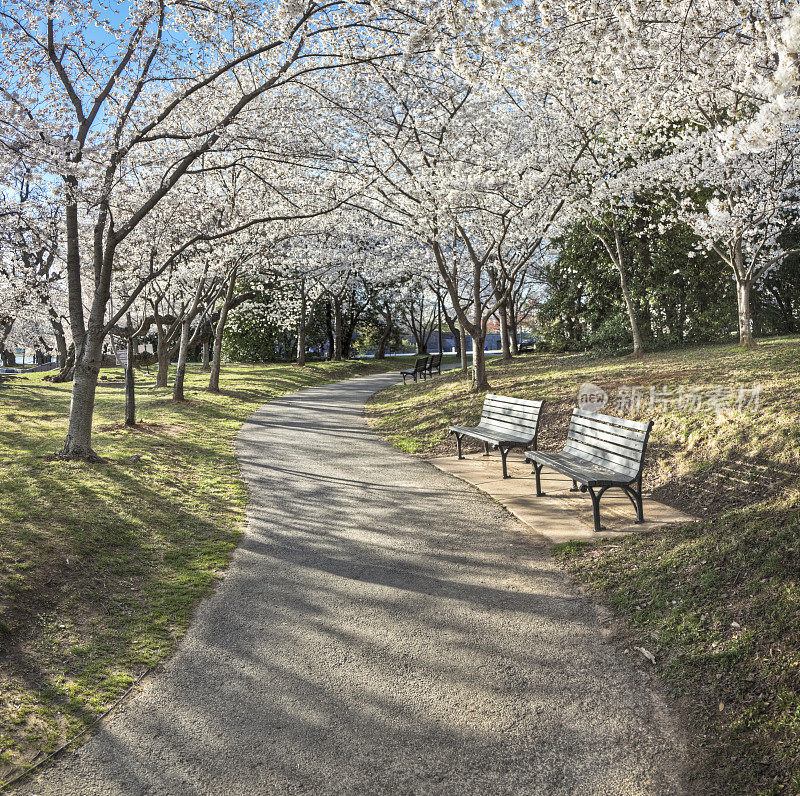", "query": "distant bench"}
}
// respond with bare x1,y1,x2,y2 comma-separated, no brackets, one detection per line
525,409,653,533
400,357,429,384
426,352,442,377
449,394,543,479
400,353,443,384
